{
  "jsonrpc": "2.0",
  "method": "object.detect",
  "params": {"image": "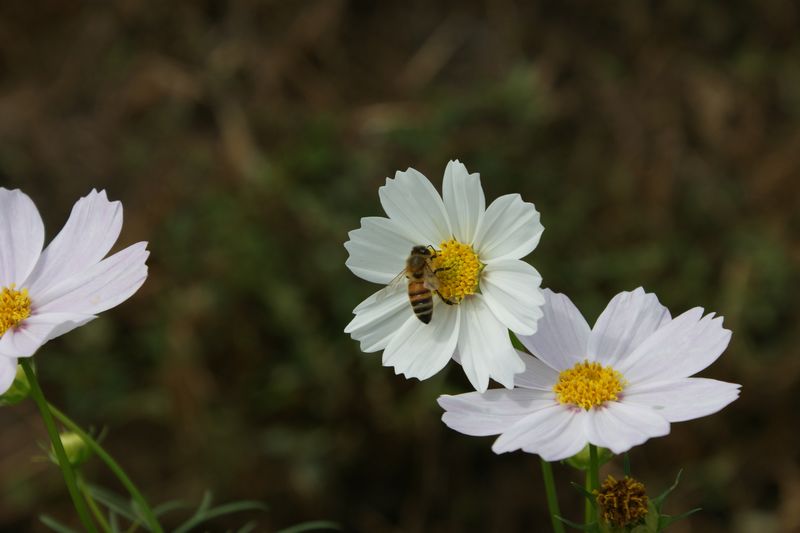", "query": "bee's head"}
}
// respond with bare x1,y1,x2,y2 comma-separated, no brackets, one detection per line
411,245,431,256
